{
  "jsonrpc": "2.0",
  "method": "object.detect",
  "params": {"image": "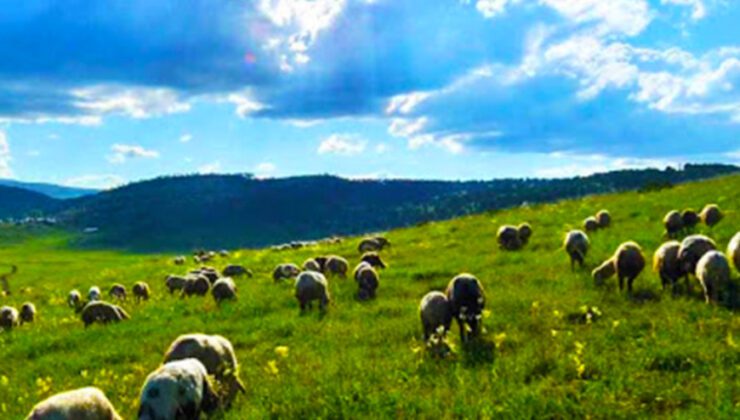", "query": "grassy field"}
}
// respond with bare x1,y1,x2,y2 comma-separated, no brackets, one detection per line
1,175,739,419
